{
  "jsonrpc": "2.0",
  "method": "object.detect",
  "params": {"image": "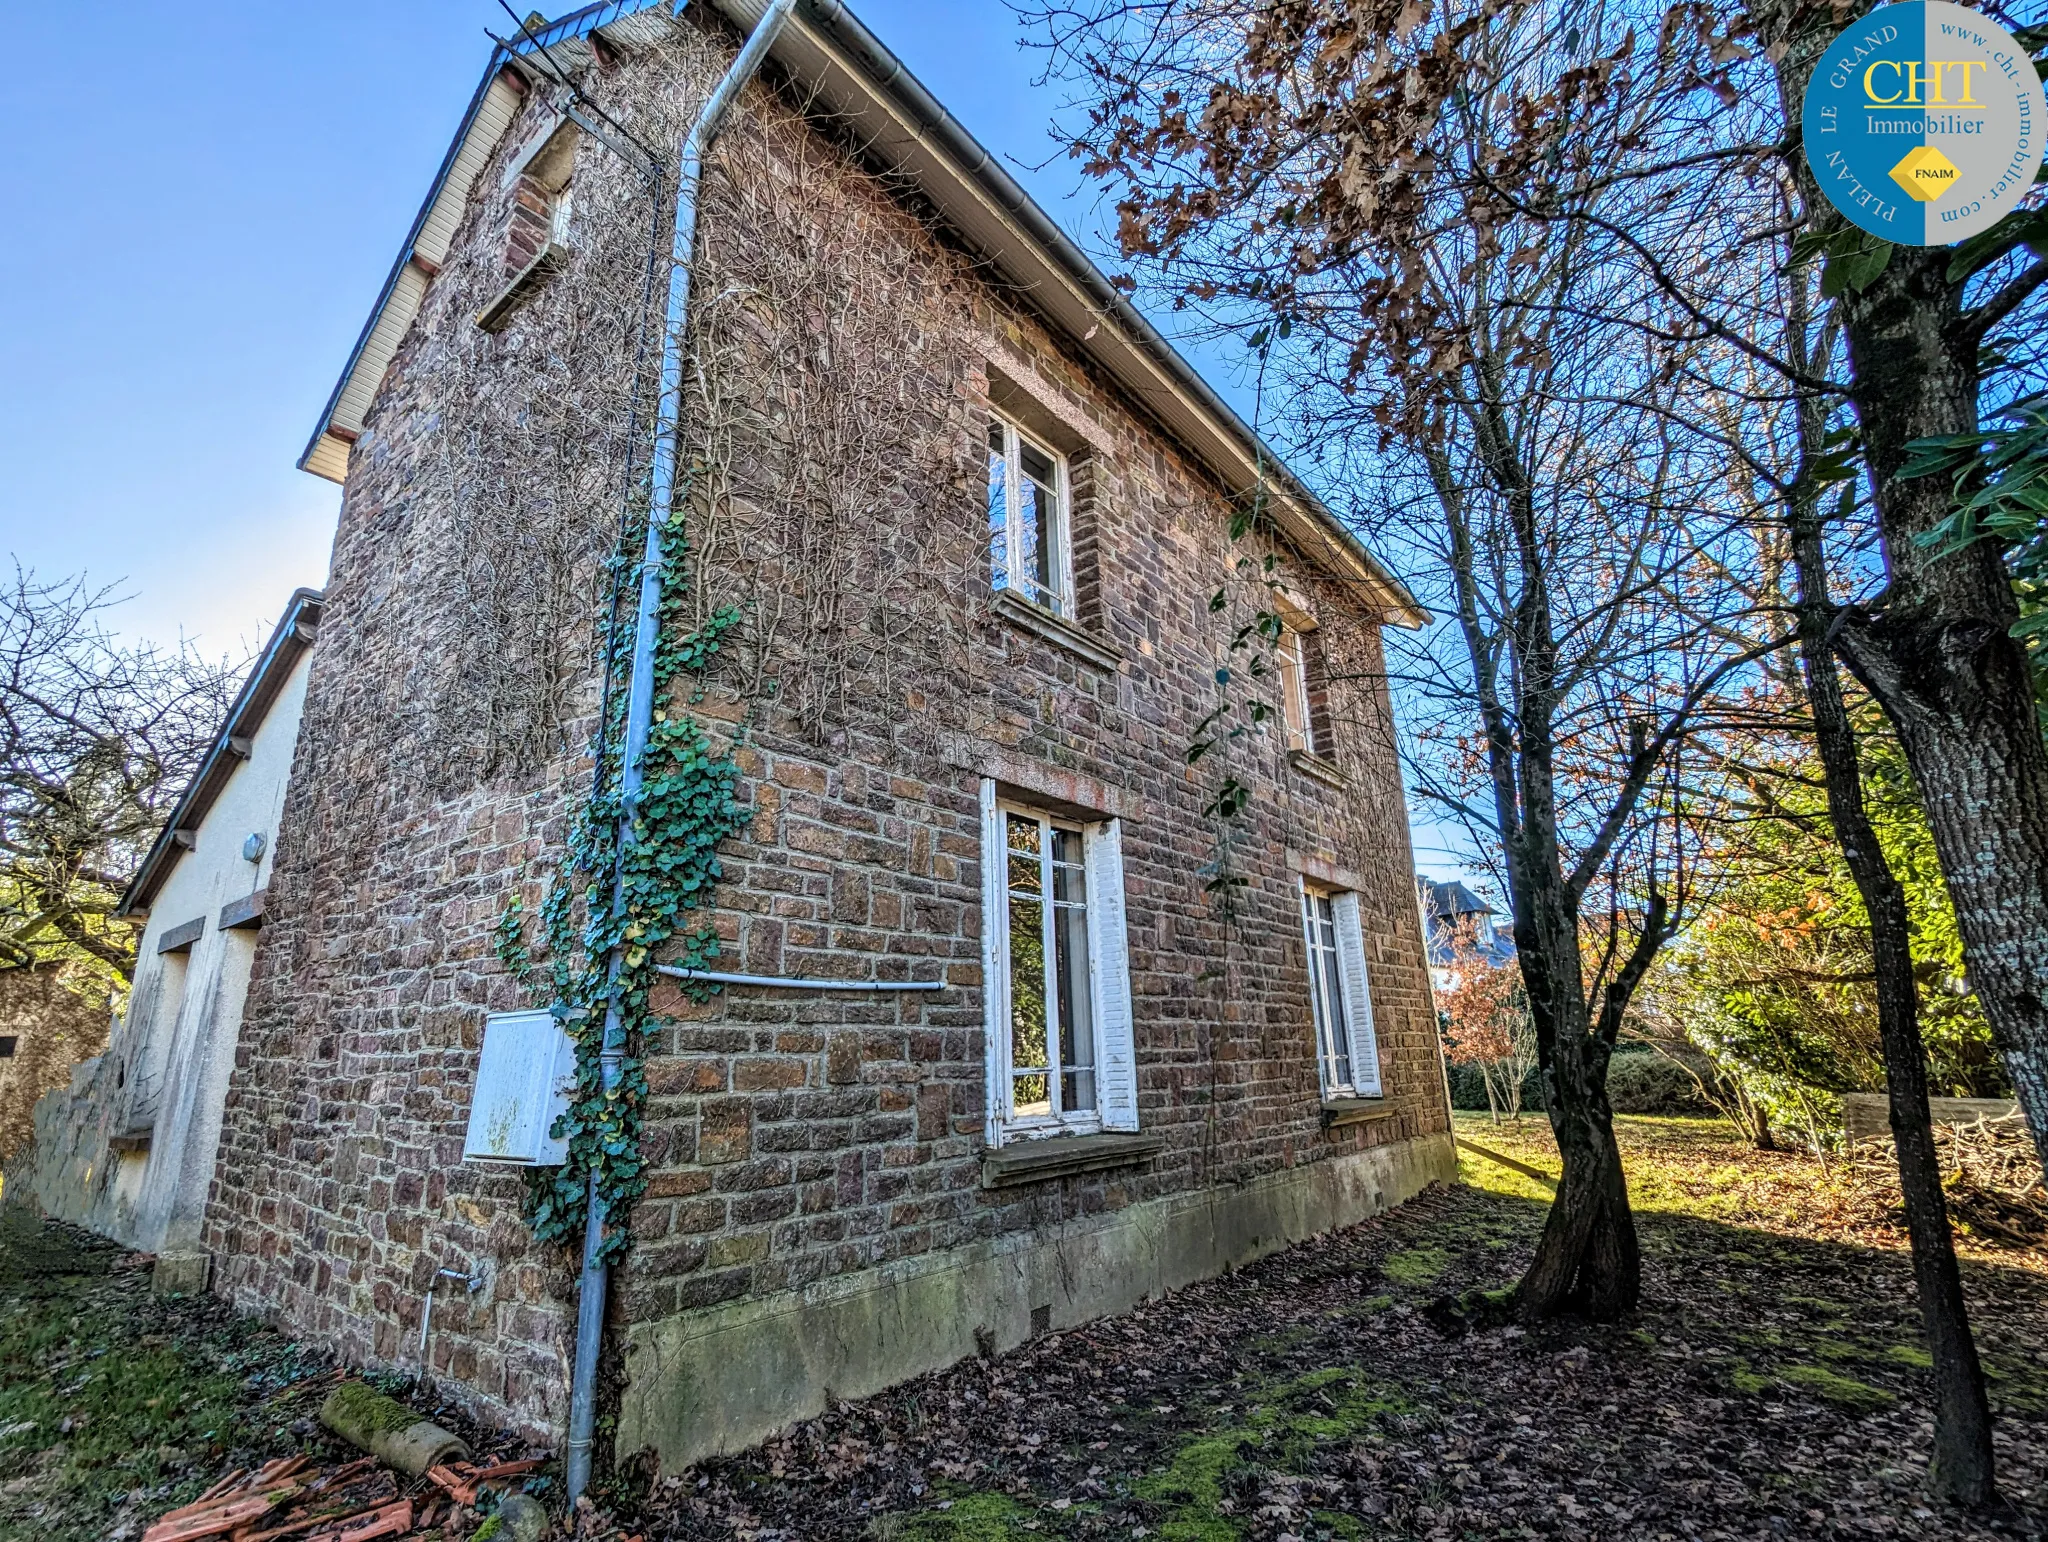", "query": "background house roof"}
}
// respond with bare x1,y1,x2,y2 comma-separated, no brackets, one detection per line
300,0,1426,625
119,589,324,918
